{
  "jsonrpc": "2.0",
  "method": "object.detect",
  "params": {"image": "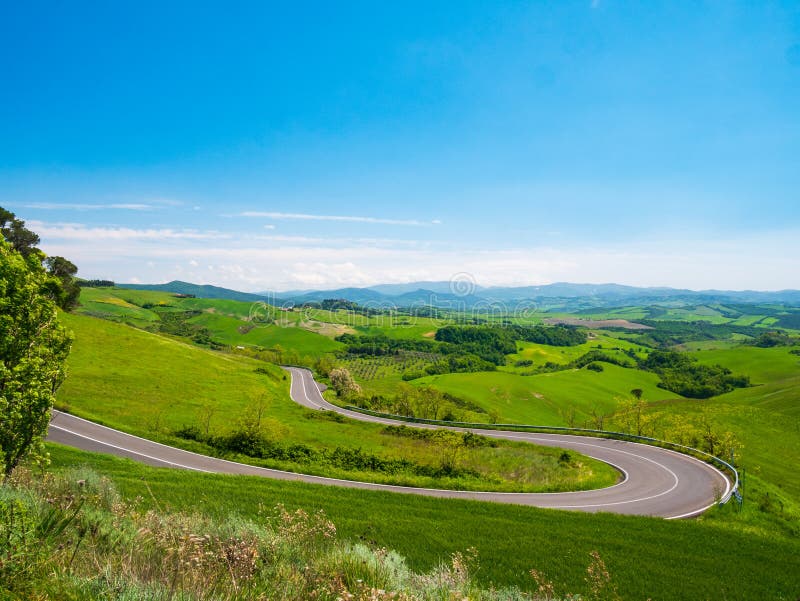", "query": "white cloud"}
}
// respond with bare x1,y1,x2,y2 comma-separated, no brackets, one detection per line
30,220,800,292
23,202,157,211
29,222,230,241
238,211,440,226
